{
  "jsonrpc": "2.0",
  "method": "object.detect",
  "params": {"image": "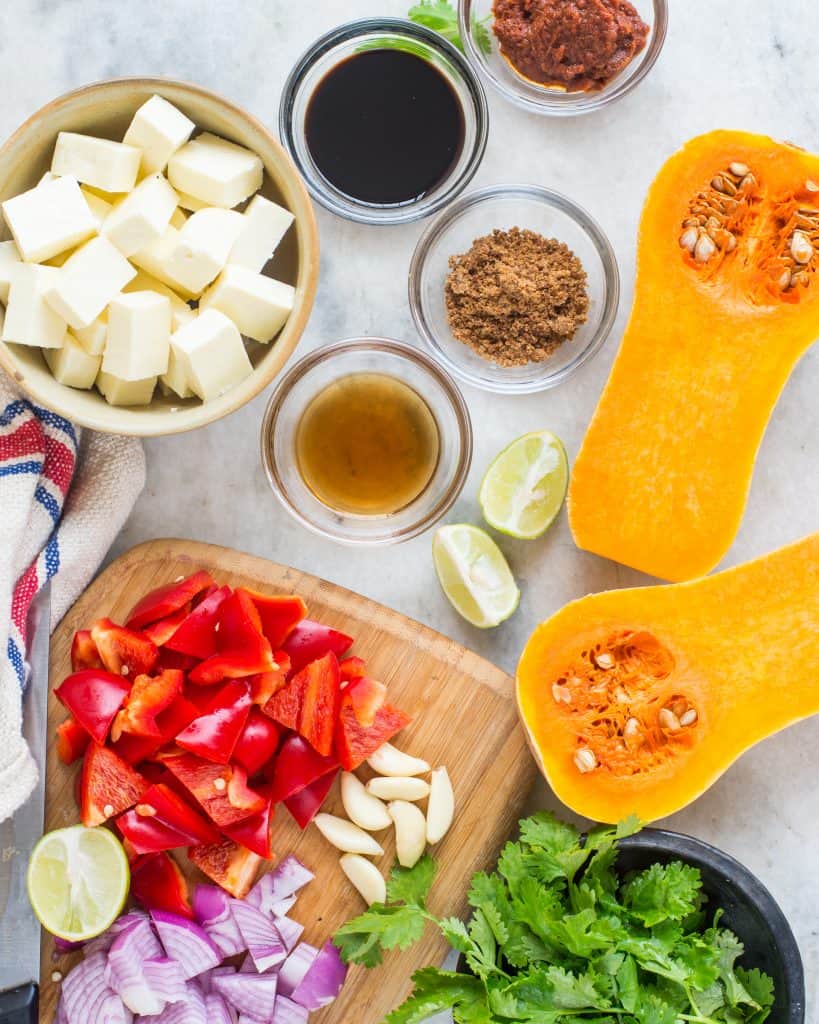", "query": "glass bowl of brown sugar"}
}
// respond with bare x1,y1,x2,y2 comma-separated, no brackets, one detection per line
408,184,620,394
